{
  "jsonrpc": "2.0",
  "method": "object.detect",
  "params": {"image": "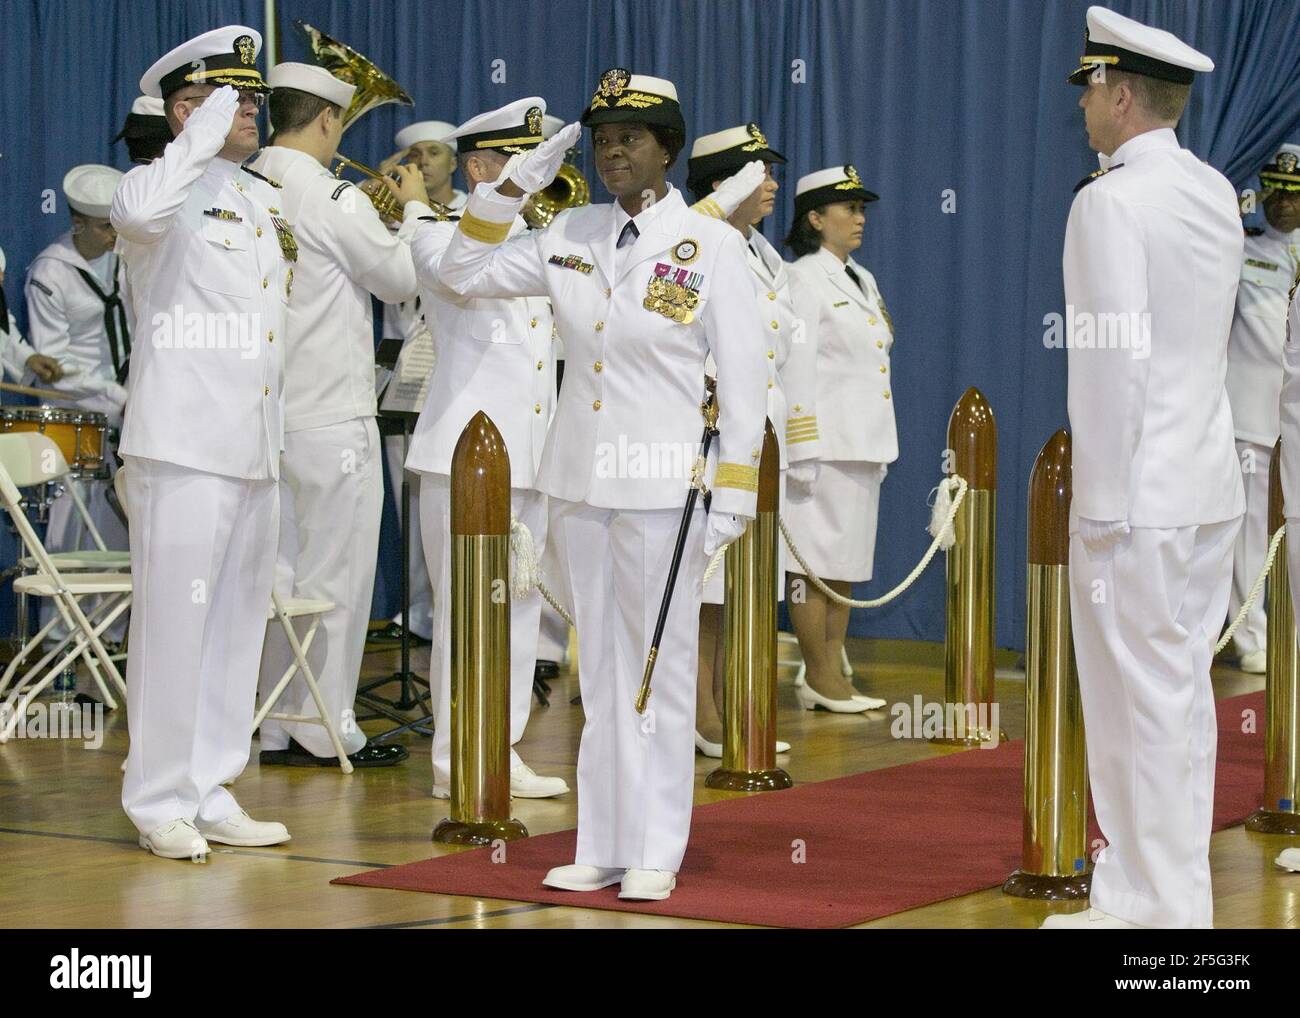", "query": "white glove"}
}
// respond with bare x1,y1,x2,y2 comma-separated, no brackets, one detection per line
1077,517,1130,552
786,460,819,499
705,160,766,218
506,122,583,194
183,84,241,140
703,510,749,557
